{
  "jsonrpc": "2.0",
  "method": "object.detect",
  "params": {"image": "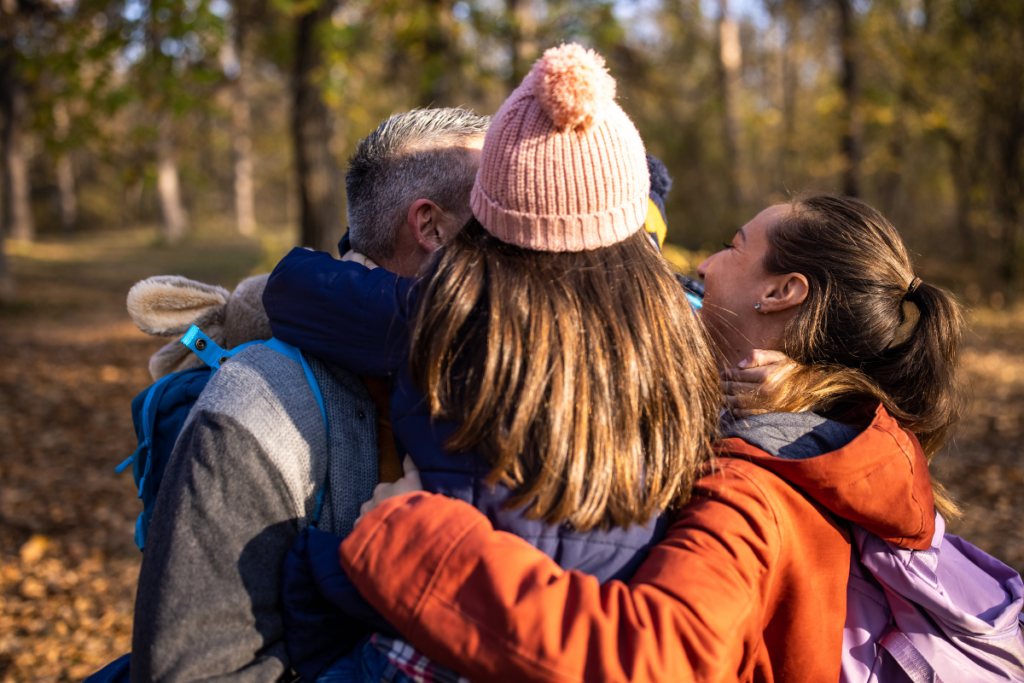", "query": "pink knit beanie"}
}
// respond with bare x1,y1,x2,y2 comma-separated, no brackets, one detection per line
470,43,649,252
